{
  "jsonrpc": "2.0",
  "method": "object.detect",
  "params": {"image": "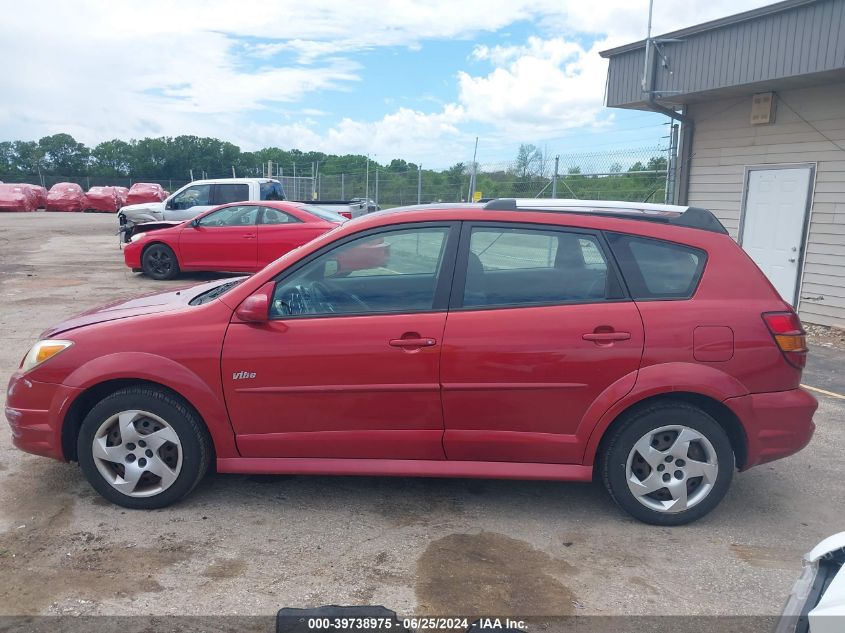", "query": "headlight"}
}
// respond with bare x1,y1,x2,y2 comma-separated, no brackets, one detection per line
21,340,73,372
129,232,146,243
